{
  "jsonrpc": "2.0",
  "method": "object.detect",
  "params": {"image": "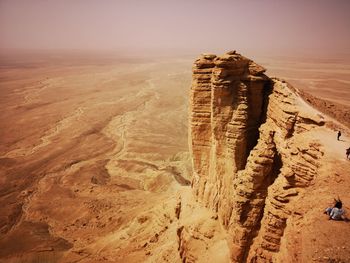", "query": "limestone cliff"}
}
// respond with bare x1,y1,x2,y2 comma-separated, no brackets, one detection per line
187,51,325,262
